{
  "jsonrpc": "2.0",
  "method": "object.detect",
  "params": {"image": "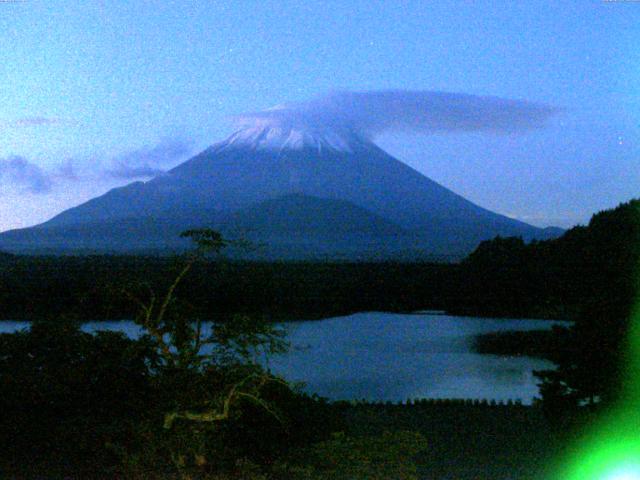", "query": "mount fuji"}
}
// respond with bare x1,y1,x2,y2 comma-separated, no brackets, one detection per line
0,126,562,259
